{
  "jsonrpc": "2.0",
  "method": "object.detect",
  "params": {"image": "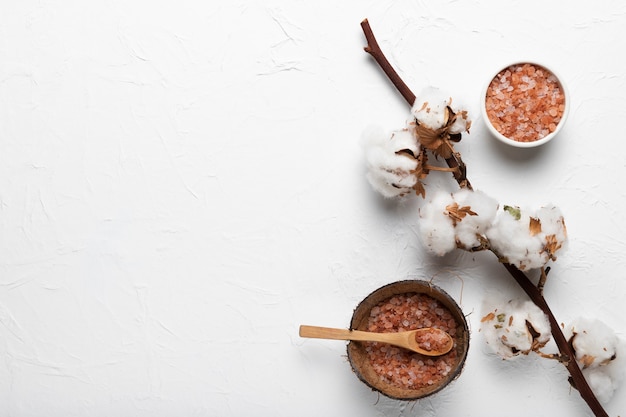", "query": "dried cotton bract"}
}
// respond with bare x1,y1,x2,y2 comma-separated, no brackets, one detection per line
481,299,551,359
362,127,420,198
564,318,624,404
486,205,567,270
